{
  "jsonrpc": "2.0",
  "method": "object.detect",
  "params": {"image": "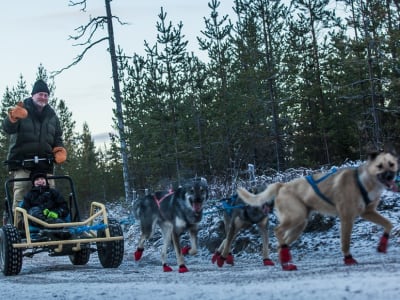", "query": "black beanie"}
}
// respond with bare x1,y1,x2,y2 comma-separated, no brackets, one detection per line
31,79,50,96
30,171,48,185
